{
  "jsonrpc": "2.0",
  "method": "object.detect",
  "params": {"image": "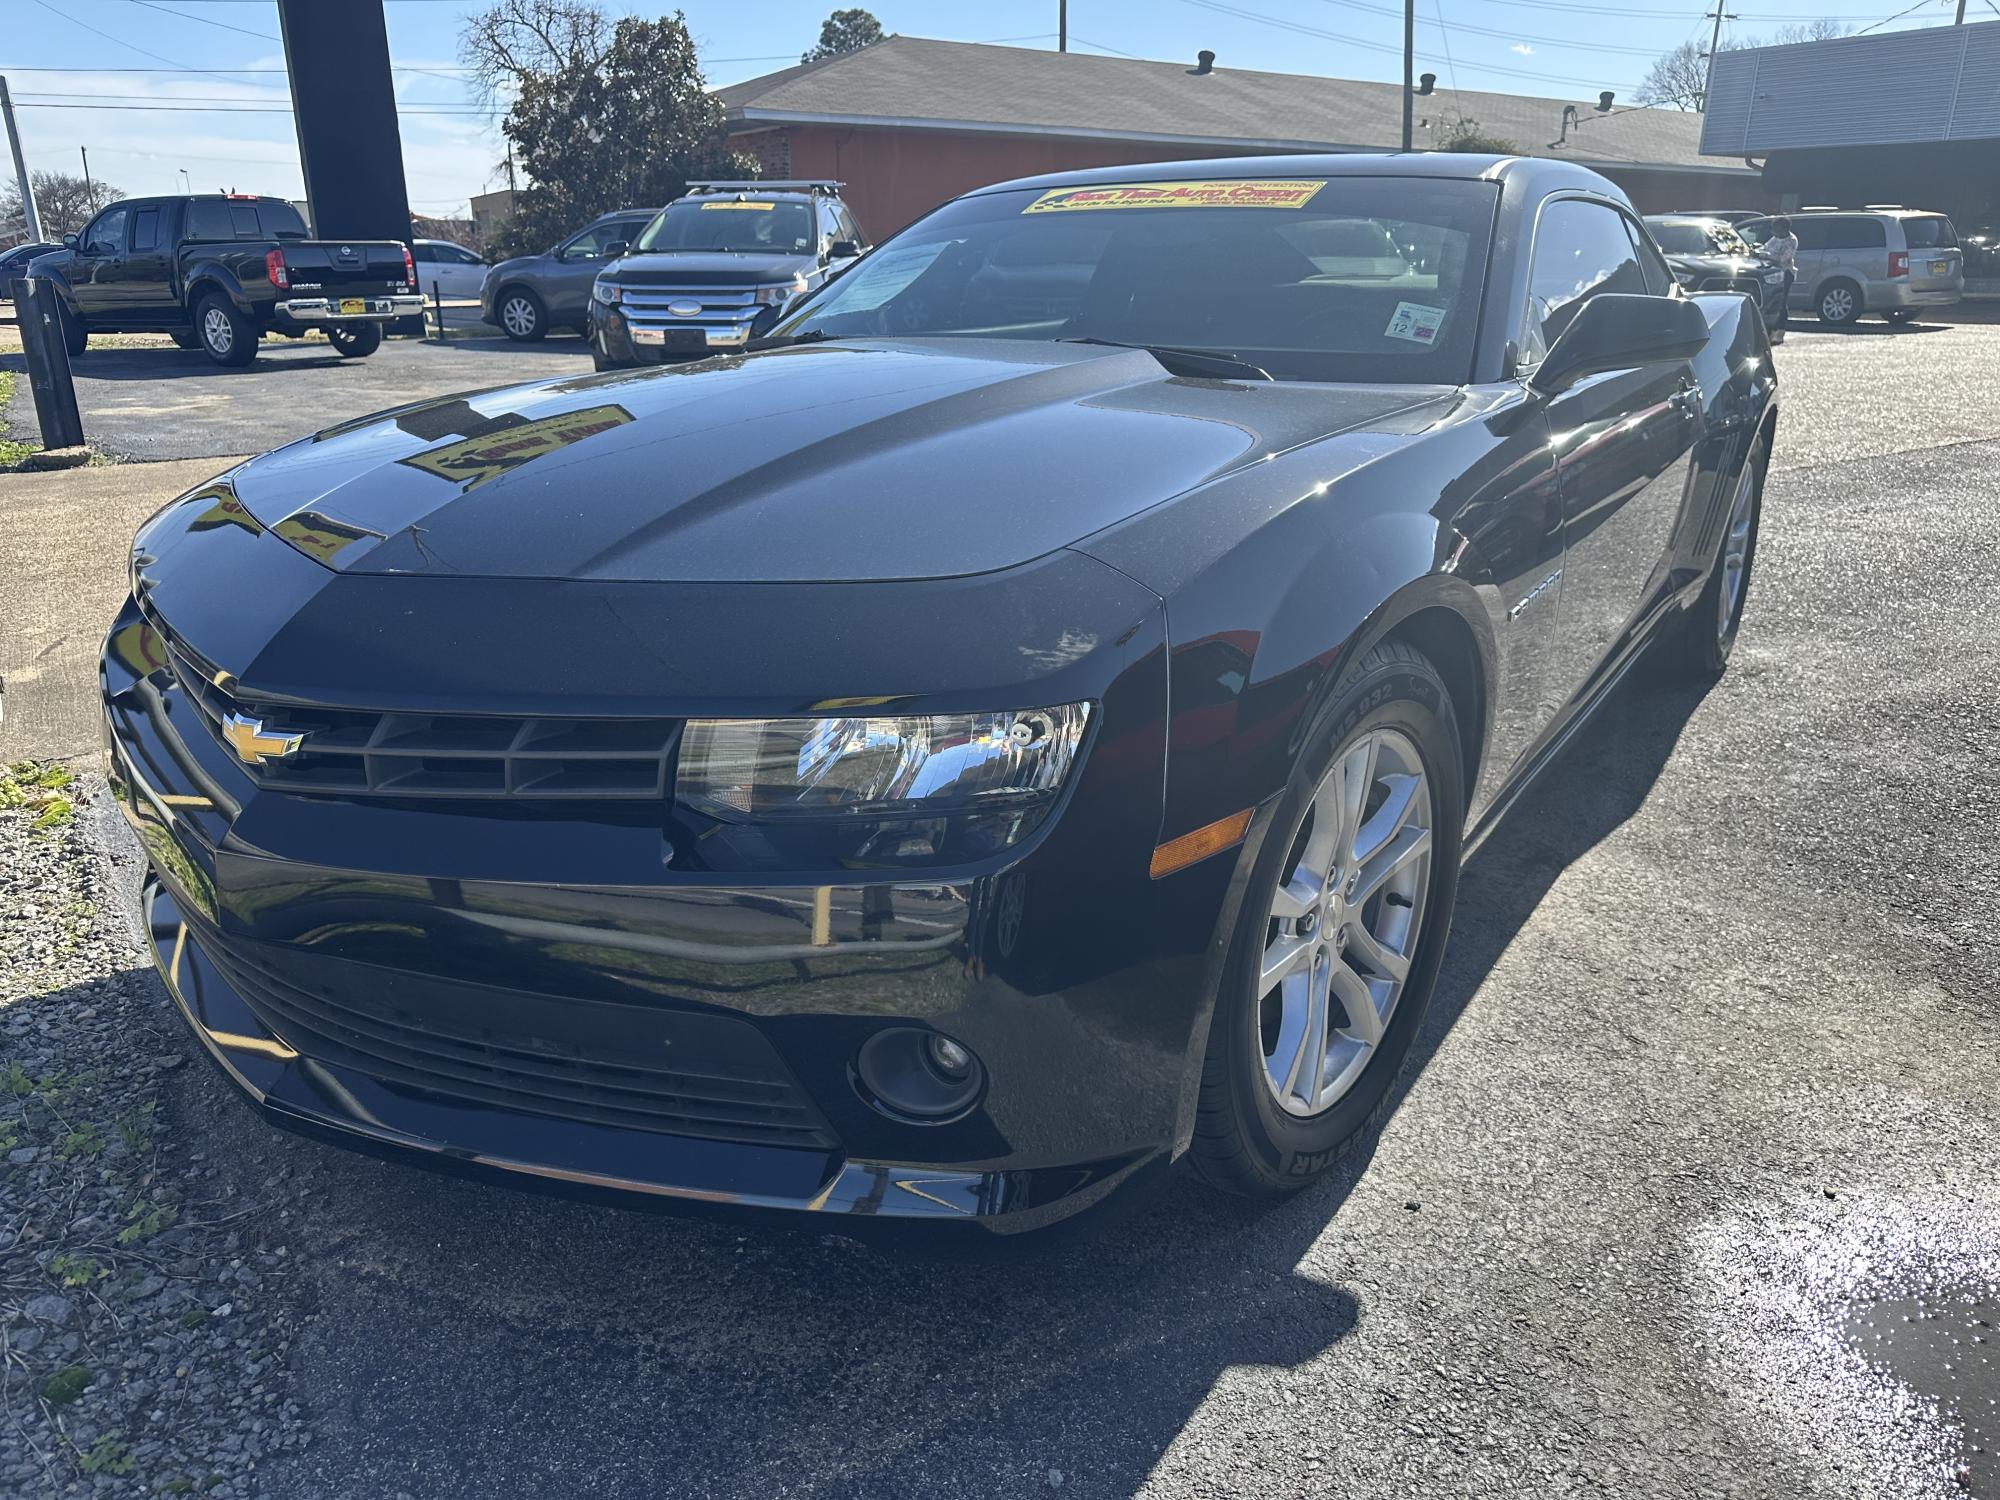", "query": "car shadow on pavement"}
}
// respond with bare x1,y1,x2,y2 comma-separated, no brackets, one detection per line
12,667,1714,1499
